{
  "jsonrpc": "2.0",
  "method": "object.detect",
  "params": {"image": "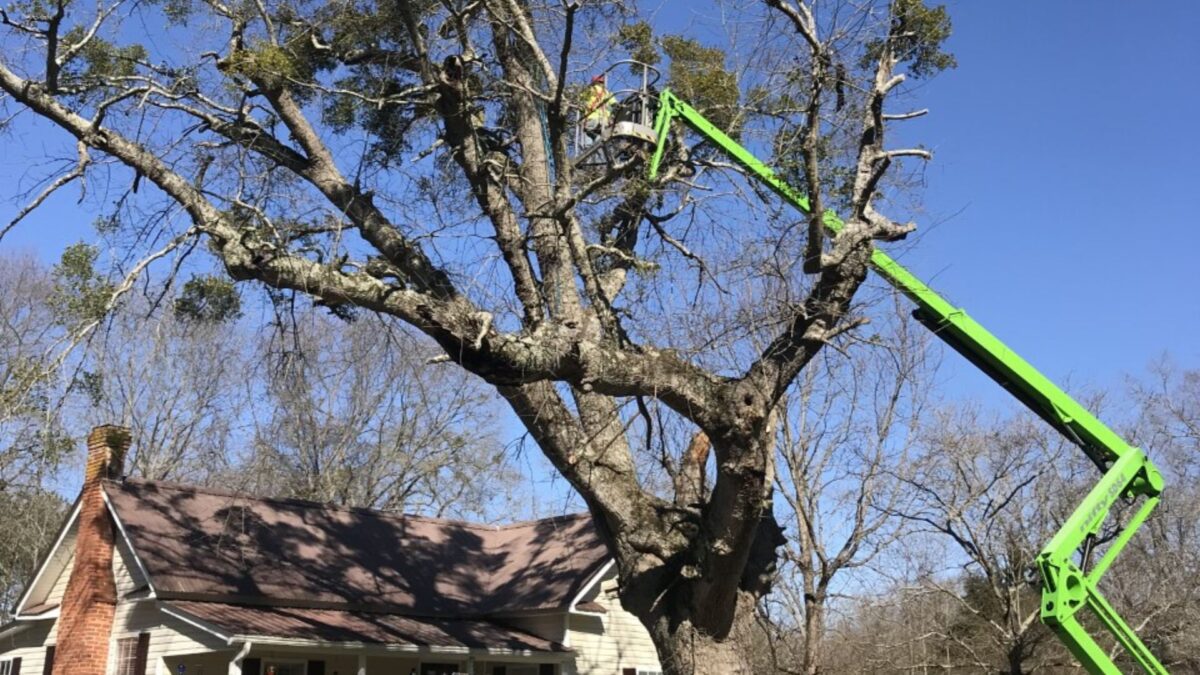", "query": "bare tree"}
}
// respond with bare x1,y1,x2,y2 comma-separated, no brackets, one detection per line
245,309,513,518
0,0,955,670
887,407,1086,673
76,295,248,483
0,255,72,622
764,300,935,674
0,487,67,622
0,254,71,488
1106,360,1200,670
